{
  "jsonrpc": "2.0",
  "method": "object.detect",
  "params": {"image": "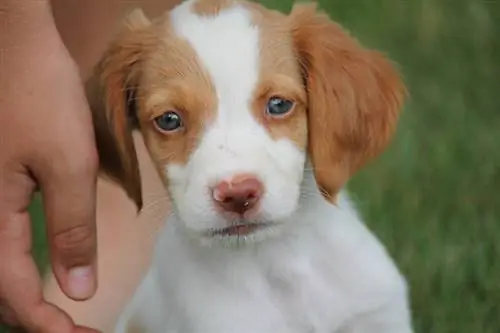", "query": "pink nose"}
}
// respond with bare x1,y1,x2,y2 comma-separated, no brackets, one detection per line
212,175,263,215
